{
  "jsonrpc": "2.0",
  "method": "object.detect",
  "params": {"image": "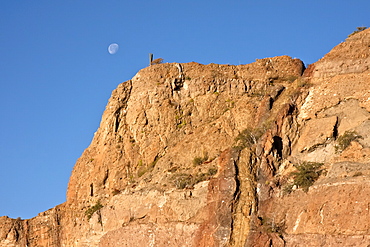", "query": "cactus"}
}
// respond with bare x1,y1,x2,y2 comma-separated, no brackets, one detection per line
149,53,153,65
